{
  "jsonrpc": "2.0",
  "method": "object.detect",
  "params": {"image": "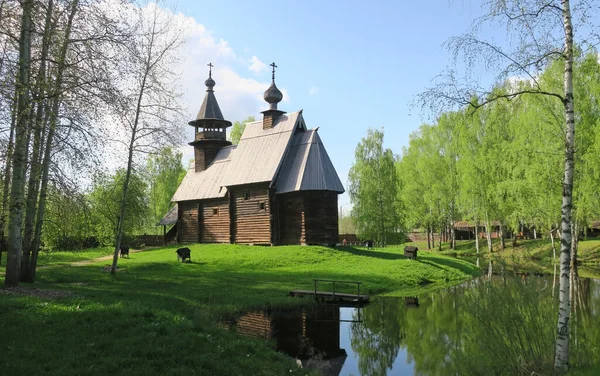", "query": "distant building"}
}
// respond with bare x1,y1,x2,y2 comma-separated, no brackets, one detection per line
165,63,344,245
